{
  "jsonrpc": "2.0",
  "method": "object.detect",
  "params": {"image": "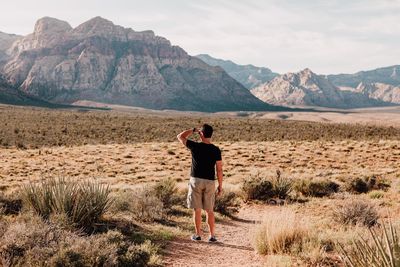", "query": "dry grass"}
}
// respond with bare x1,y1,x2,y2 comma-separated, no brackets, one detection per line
252,209,308,255
333,198,379,227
